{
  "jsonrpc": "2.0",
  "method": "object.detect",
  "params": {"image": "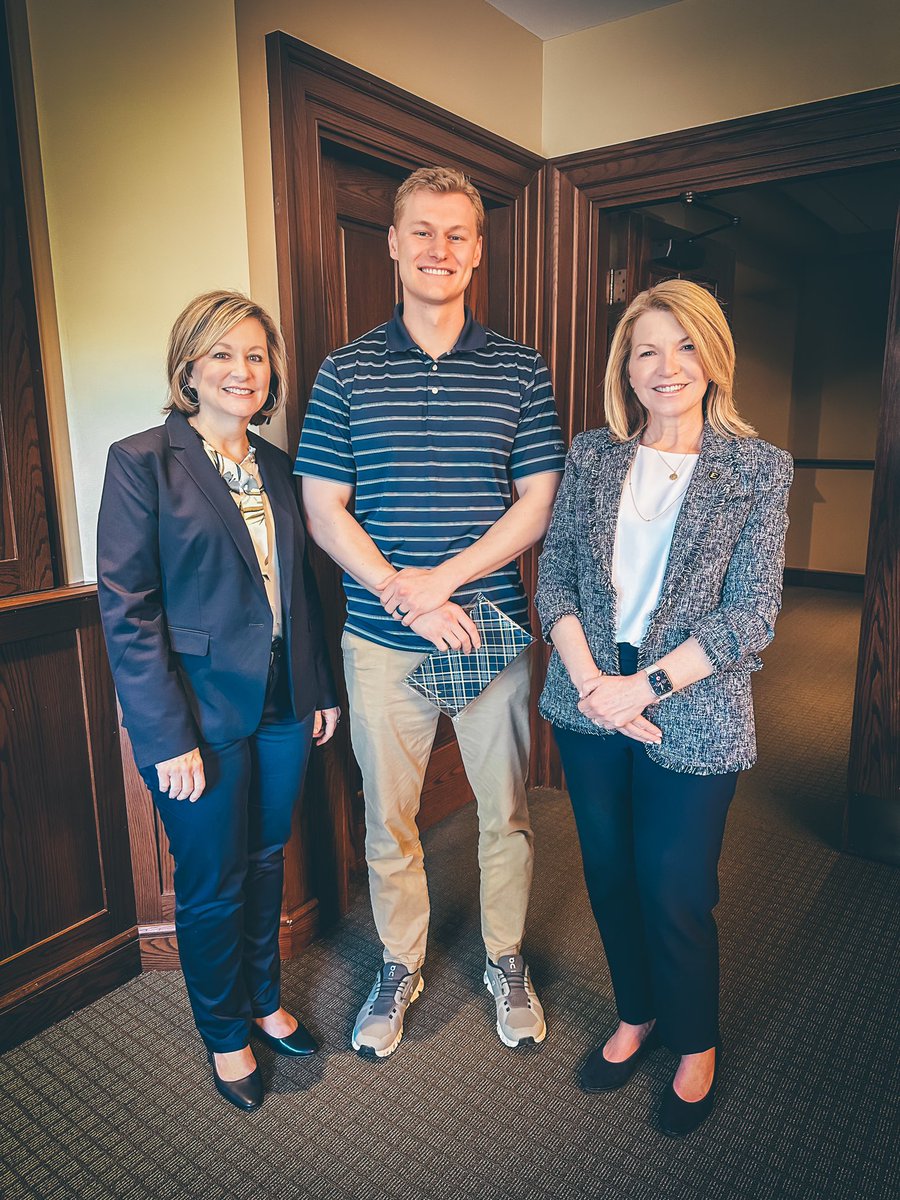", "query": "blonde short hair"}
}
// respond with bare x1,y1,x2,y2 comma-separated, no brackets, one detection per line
393,166,485,235
165,290,288,426
604,279,756,441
